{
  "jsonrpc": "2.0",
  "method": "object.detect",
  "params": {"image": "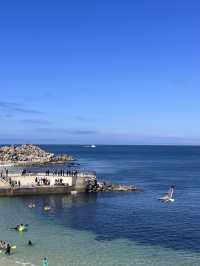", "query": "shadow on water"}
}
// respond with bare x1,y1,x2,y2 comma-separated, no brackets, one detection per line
12,145,200,254
19,191,200,253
